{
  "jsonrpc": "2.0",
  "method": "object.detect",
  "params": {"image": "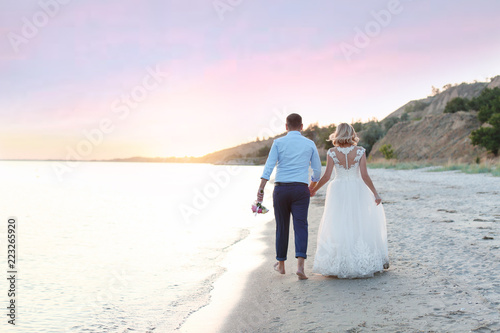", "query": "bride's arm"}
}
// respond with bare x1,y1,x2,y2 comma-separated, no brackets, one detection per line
310,154,334,197
359,153,382,205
